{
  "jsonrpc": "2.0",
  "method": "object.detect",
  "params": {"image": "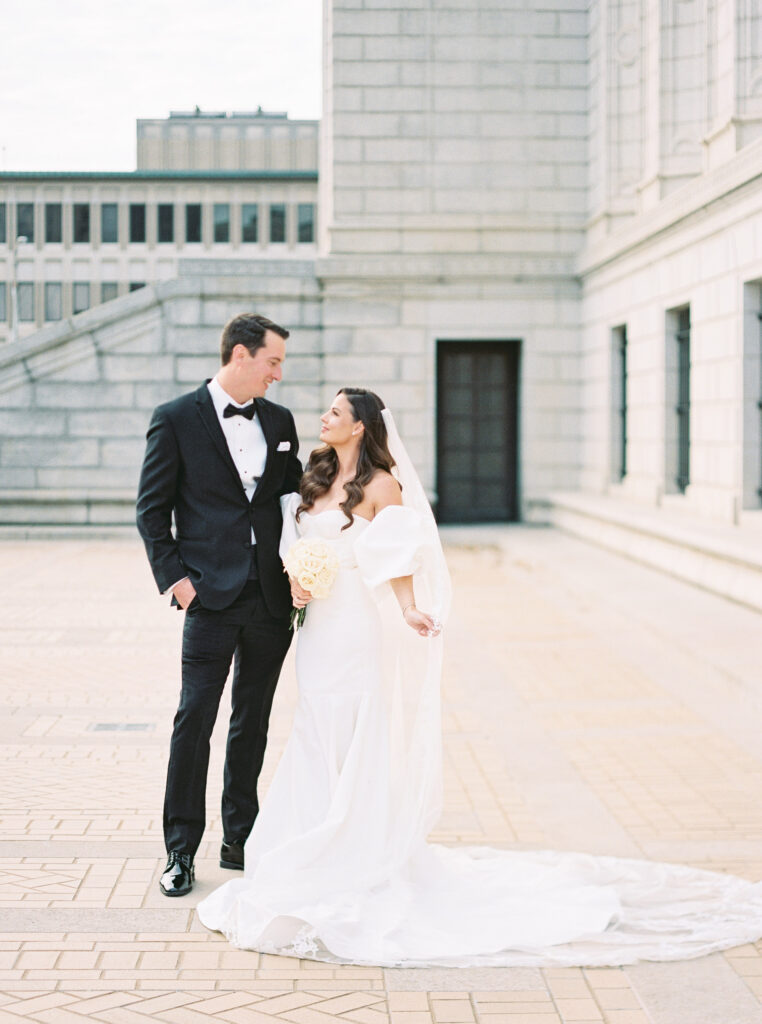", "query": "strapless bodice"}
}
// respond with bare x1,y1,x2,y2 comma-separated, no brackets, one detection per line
296,509,370,568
